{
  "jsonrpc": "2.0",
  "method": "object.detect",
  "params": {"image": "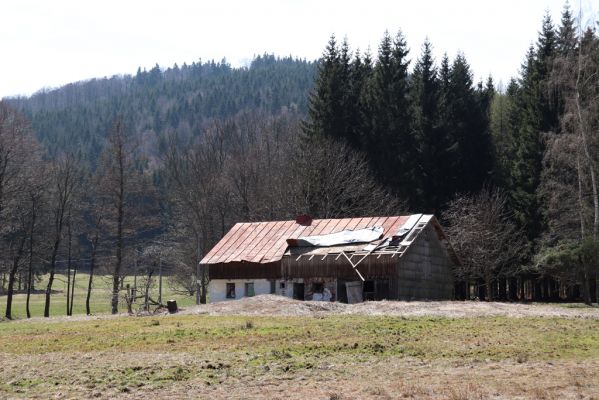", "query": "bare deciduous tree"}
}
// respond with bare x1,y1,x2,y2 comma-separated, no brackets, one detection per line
43,154,81,318
443,187,526,301
97,118,159,314
0,103,43,319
